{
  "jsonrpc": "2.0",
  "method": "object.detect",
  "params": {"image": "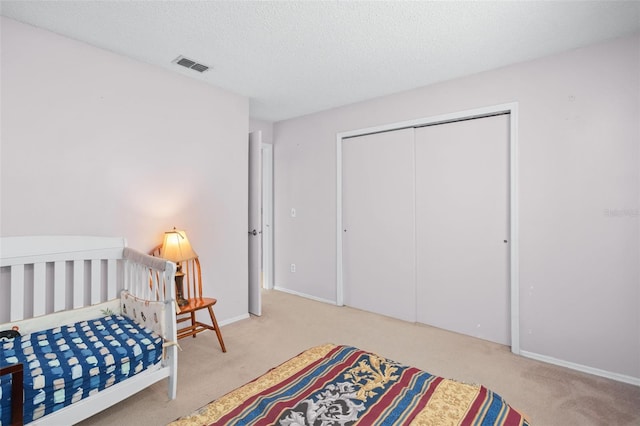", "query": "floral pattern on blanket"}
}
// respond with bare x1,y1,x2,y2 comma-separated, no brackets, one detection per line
278,353,400,425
